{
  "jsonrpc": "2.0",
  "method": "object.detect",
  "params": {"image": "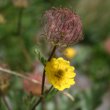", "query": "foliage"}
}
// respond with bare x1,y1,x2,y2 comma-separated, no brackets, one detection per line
0,0,110,110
